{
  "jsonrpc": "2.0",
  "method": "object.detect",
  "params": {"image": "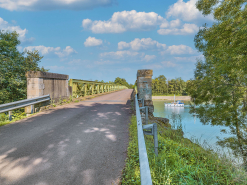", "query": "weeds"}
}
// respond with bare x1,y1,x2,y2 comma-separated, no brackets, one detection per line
121,115,247,184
